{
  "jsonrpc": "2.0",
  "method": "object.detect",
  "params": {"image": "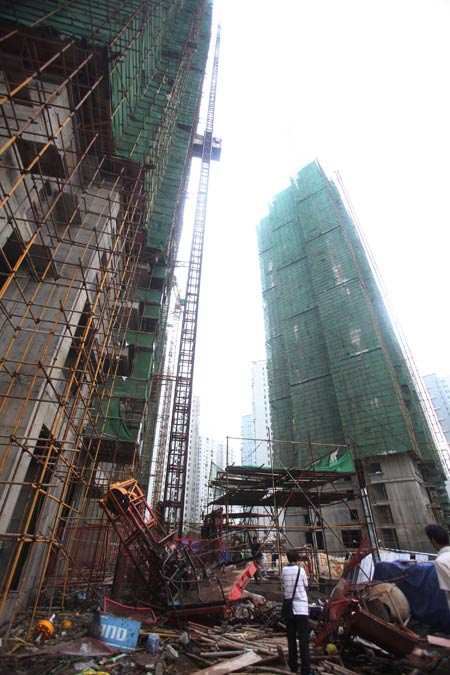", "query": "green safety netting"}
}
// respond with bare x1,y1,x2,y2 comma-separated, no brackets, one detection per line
0,0,211,253
307,450,355,473
114,330,154,350
258,161,445,474
95,397,135,443
143,304,161,320
133,349,153,380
